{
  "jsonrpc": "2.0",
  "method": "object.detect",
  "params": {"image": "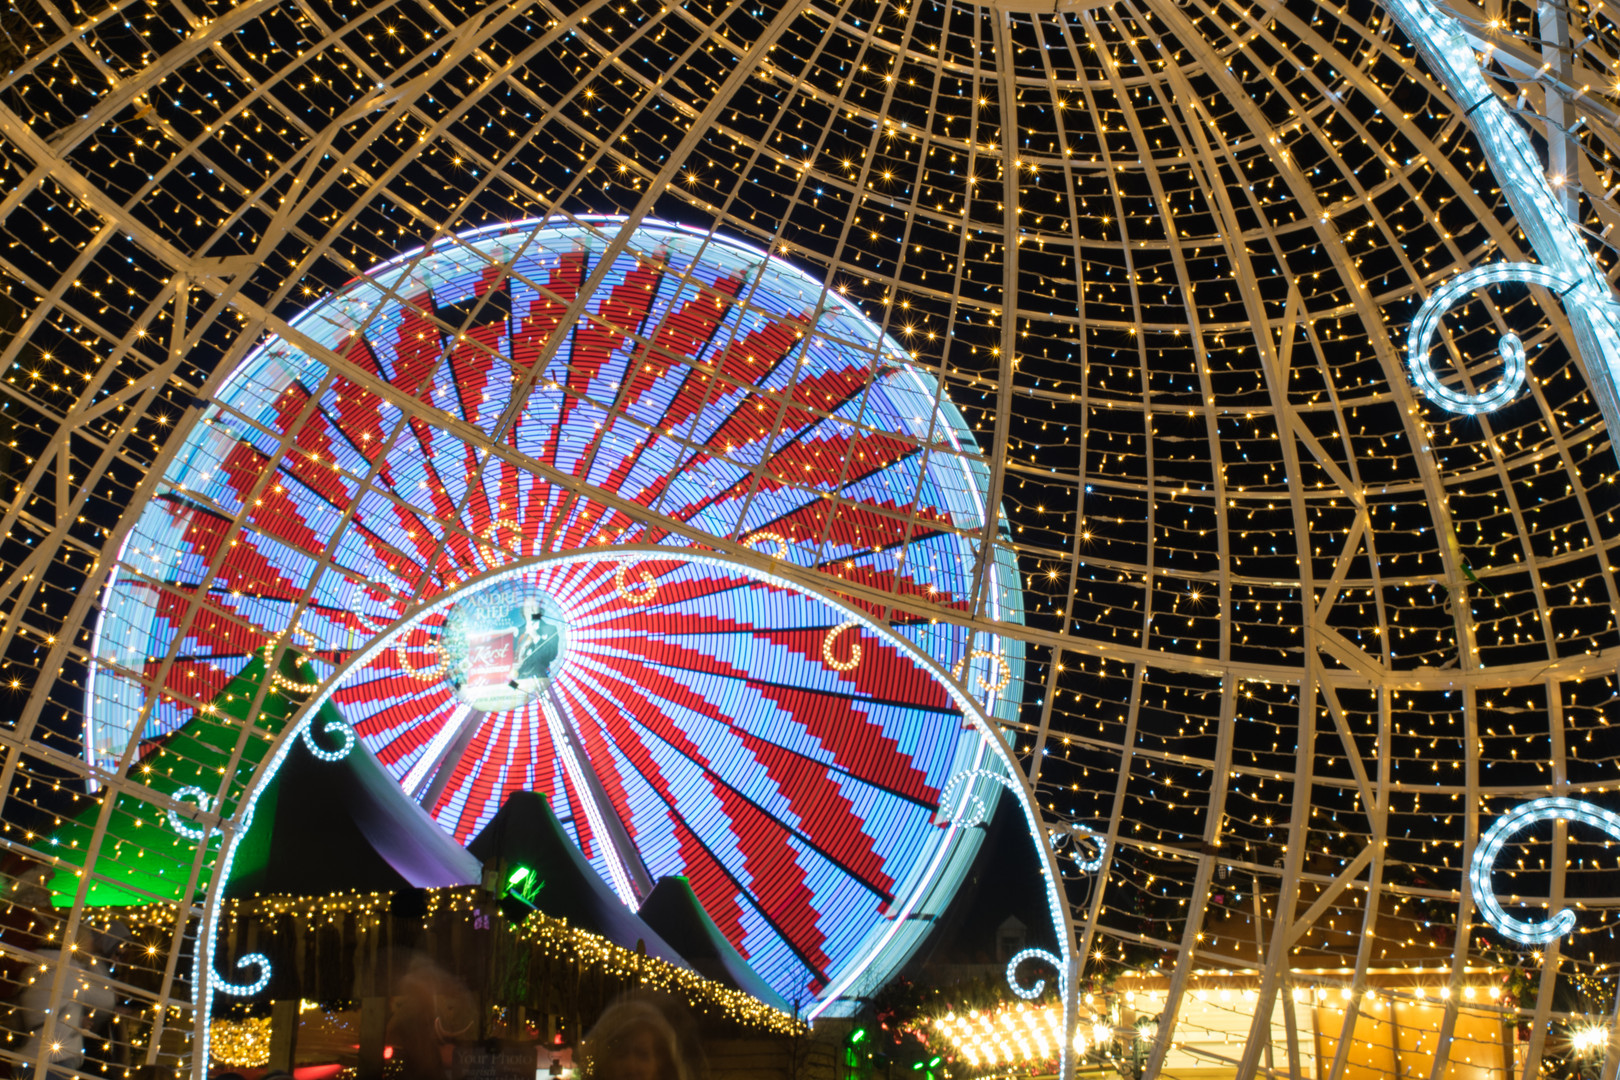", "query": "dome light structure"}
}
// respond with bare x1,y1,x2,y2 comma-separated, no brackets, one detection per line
7,0,1620,1074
